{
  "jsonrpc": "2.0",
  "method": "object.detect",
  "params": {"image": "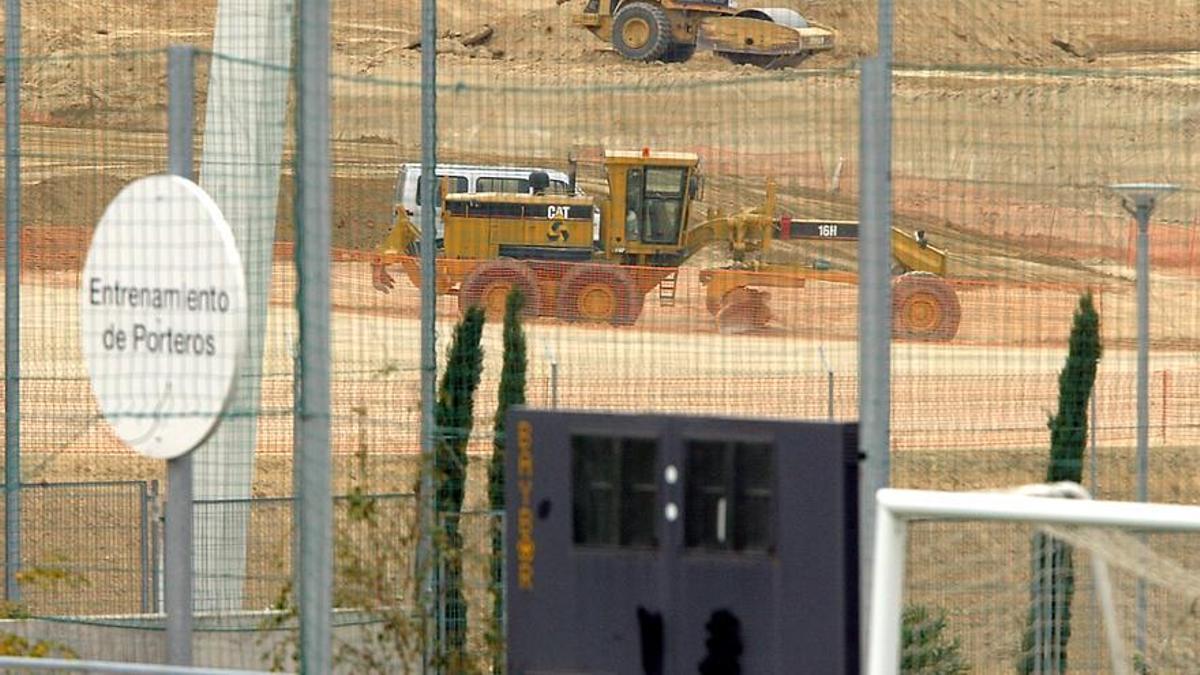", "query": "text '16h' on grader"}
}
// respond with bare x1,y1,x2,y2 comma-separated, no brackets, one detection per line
370,148,961,341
